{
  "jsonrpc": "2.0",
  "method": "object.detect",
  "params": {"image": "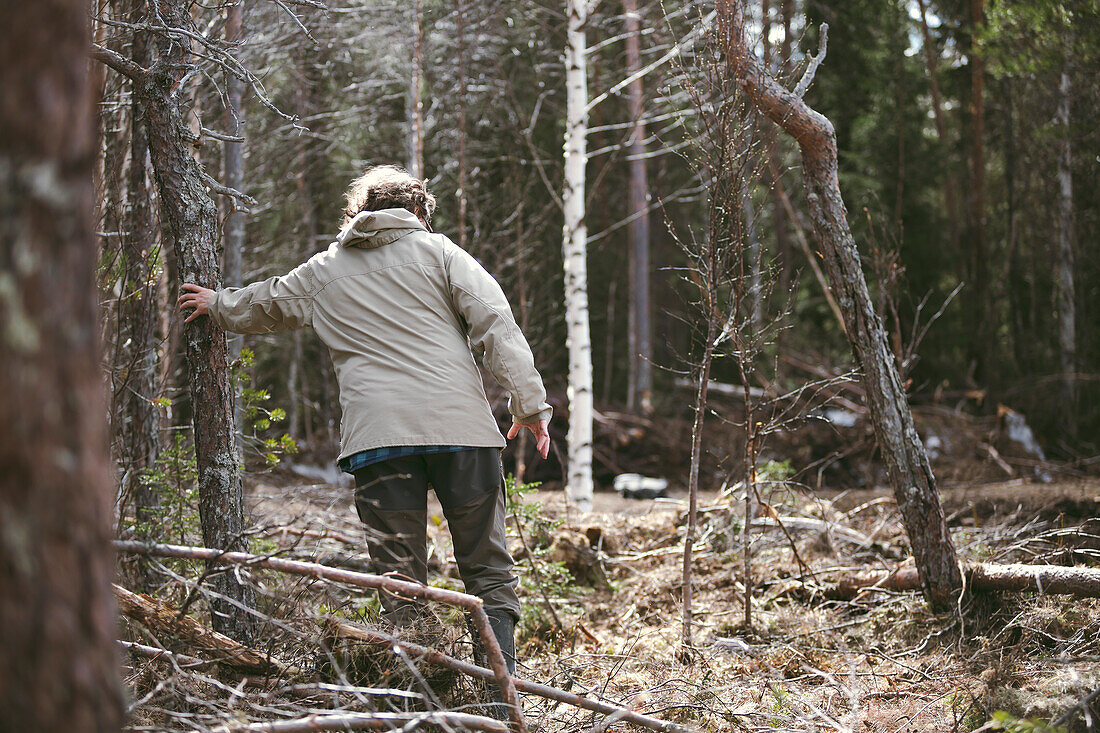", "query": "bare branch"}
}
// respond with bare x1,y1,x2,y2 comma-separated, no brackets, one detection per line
211,711,509,733
201,172,258,207
792,23,828,99
90,43,148,81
